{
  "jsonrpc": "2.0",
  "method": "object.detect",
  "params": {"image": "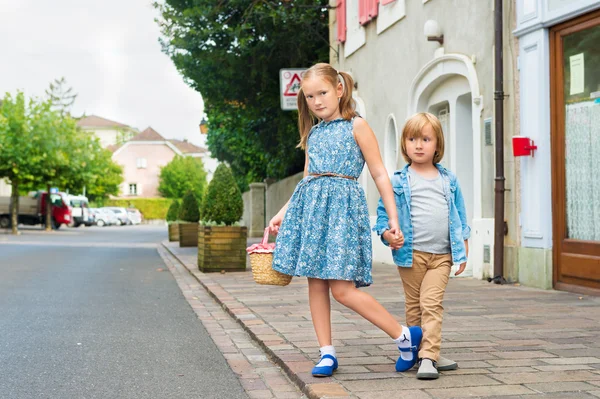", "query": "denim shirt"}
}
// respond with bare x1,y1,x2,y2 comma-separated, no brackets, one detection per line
373,164,471,267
